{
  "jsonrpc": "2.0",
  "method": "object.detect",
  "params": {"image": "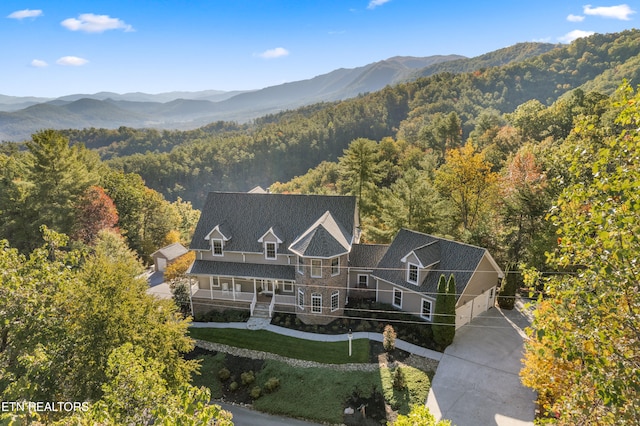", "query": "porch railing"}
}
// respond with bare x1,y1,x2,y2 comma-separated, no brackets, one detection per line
268,293,276,318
